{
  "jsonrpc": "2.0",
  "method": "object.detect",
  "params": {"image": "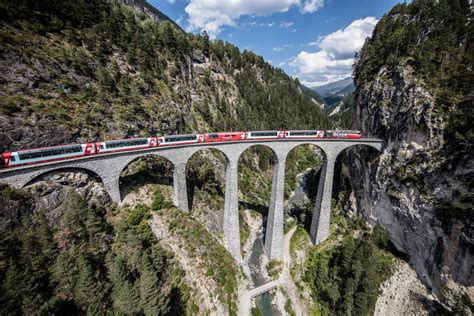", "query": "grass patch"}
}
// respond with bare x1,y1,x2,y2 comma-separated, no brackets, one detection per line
266,259,283,280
